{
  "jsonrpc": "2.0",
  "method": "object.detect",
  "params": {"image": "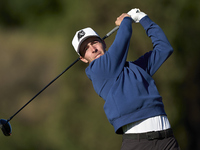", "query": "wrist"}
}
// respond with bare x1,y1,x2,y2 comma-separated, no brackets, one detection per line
138,12,147,22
